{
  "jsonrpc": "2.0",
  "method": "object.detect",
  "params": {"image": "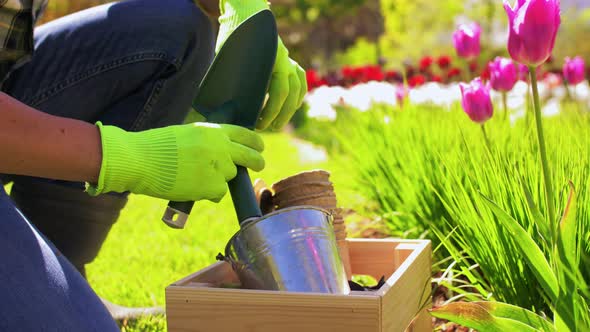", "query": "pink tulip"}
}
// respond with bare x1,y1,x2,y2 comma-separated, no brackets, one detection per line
460,78,494,124
395,85,408,107
489,57,518,92
563,56,586,85
452,23,481,60
504,0,561,67
518,63,529,81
